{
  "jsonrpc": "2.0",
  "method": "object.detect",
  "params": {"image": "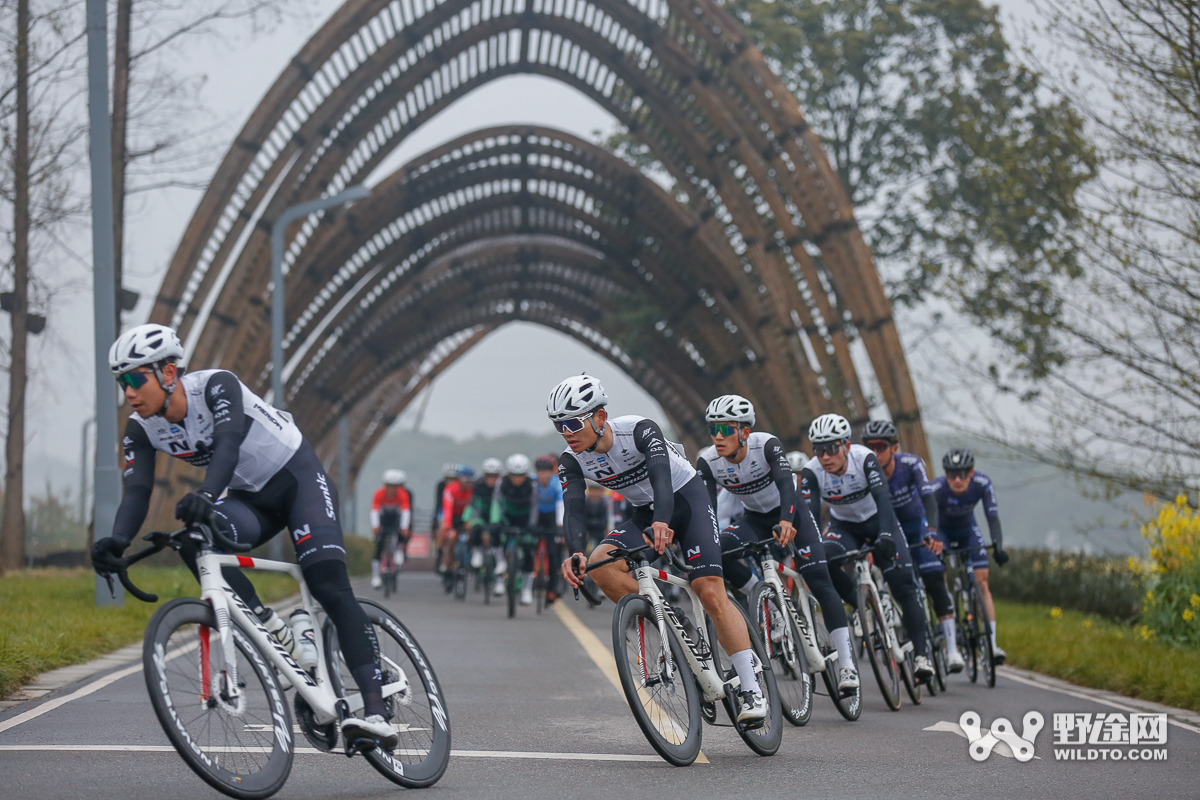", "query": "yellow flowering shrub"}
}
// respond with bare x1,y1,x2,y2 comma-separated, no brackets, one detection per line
1139,495,1200,646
